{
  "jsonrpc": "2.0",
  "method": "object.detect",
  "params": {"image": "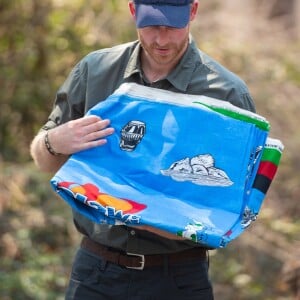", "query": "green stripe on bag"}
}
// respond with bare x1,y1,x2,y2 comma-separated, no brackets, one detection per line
194,102,270,131
261,148,282,166
261,138,284,165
